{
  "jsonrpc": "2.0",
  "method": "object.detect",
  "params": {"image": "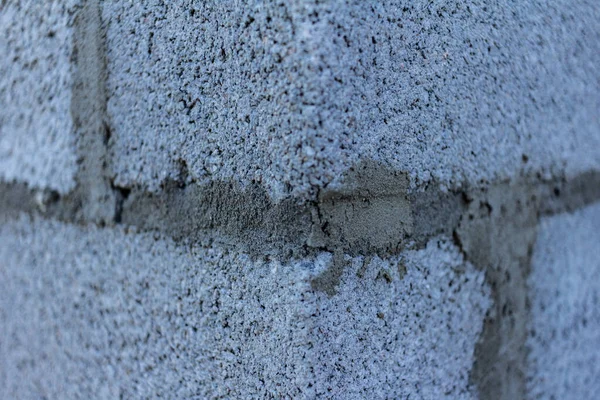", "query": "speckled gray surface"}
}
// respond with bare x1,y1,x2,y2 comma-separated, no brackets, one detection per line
310,239,491,399
0,1,79,194
0,215,490,399
527,201,600,399
104,0,600,198
1,1,599,398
